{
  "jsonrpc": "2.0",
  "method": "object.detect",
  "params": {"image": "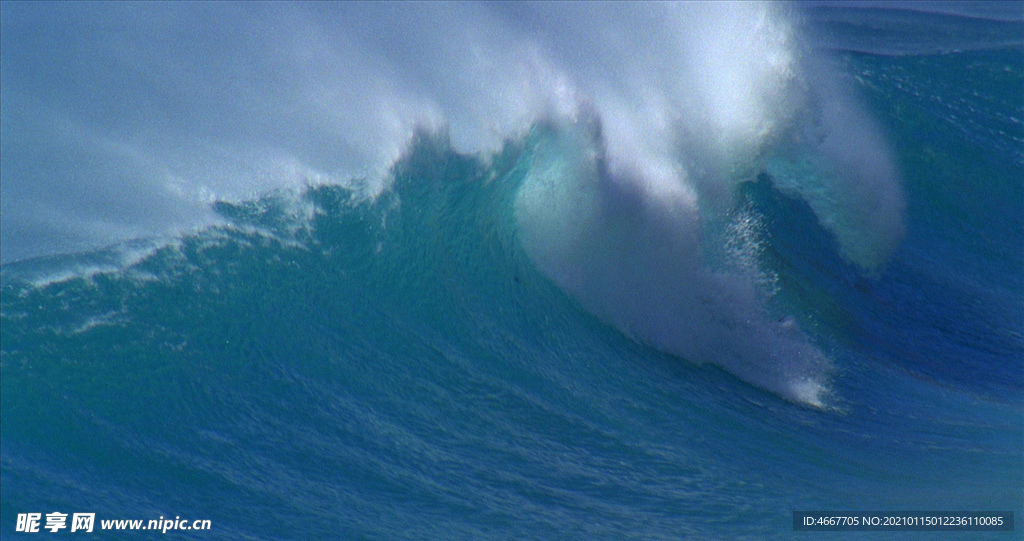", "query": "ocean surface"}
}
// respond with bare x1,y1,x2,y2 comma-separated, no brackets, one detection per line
1,2,1022,539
